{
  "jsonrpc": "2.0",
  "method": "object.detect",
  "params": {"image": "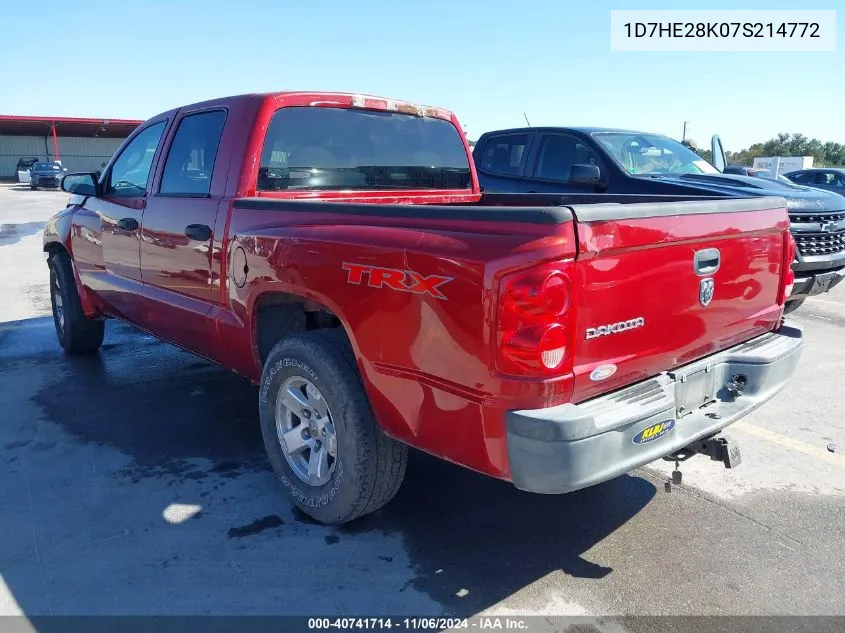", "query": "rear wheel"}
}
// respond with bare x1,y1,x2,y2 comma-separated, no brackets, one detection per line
784,298,805,315
258,329,407,525
48,251,104,353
